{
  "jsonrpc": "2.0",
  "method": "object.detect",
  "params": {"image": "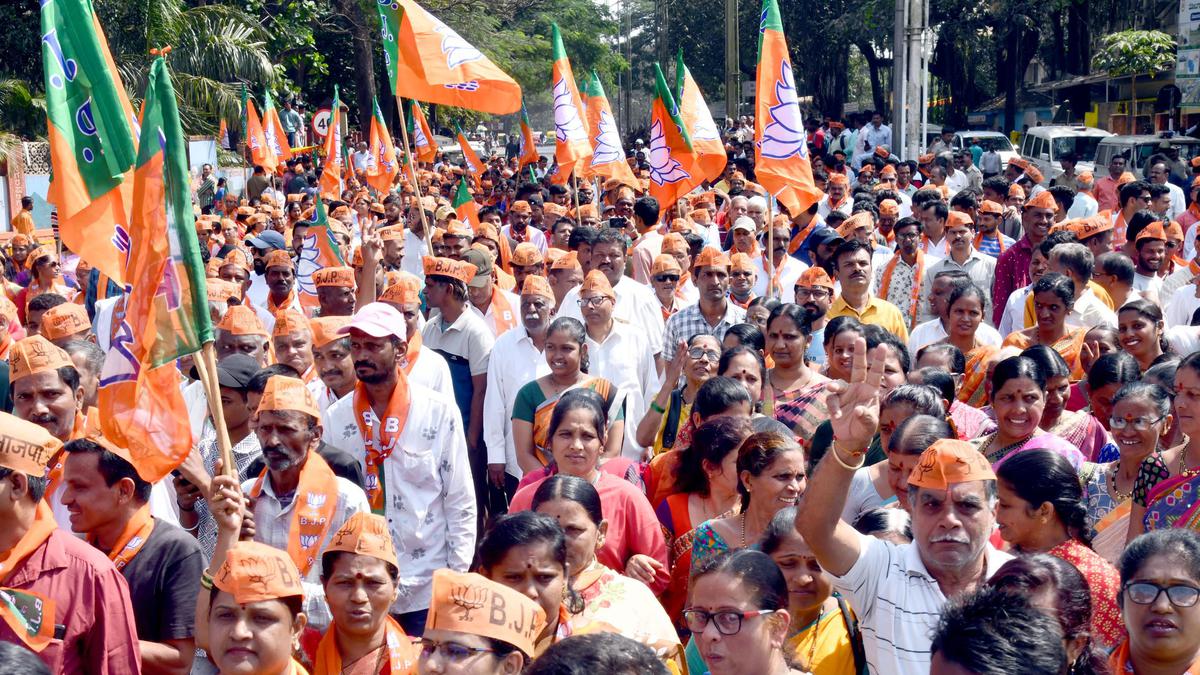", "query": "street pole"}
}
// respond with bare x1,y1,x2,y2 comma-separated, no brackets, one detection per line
904,0,924,158
893,0,907,158
725,0,740,120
